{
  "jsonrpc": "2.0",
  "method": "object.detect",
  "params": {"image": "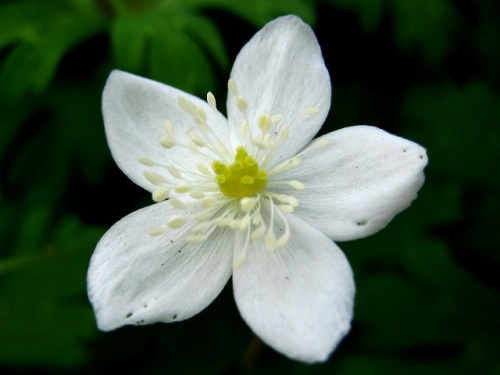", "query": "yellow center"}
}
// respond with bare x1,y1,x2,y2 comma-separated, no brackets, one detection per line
212,146,268,197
